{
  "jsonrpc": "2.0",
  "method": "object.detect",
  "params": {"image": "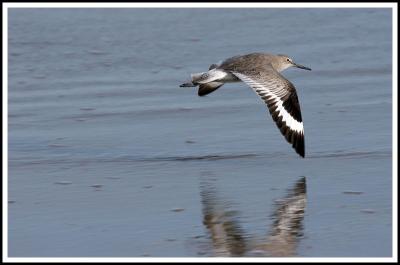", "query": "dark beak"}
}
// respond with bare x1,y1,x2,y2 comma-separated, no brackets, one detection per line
293,62,312,71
